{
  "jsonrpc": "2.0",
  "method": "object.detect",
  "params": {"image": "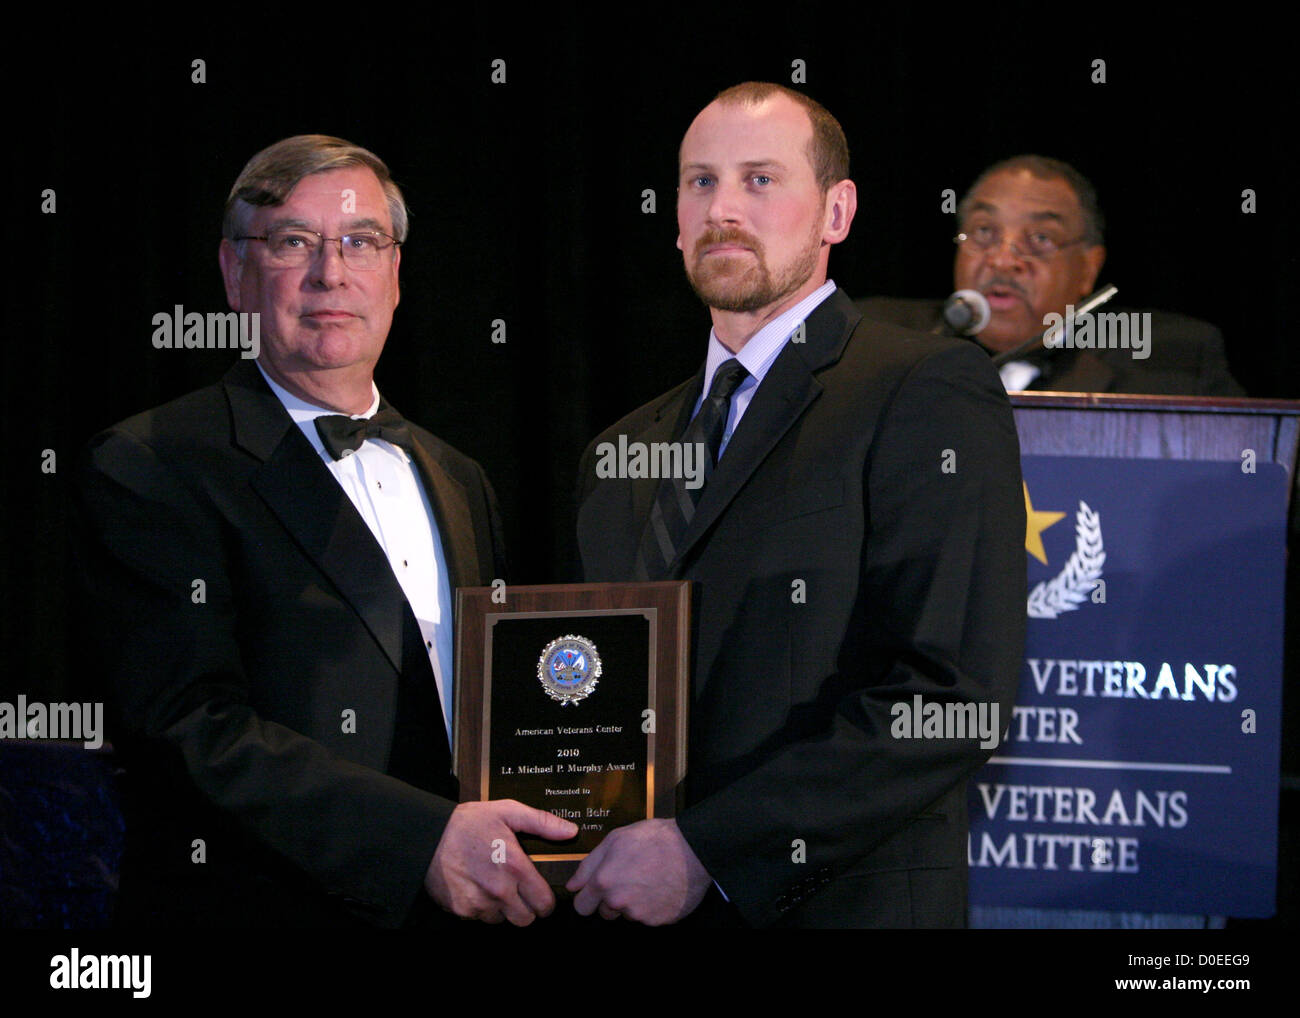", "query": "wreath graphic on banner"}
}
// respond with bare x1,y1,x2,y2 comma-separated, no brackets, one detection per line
1027,501,1105,619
